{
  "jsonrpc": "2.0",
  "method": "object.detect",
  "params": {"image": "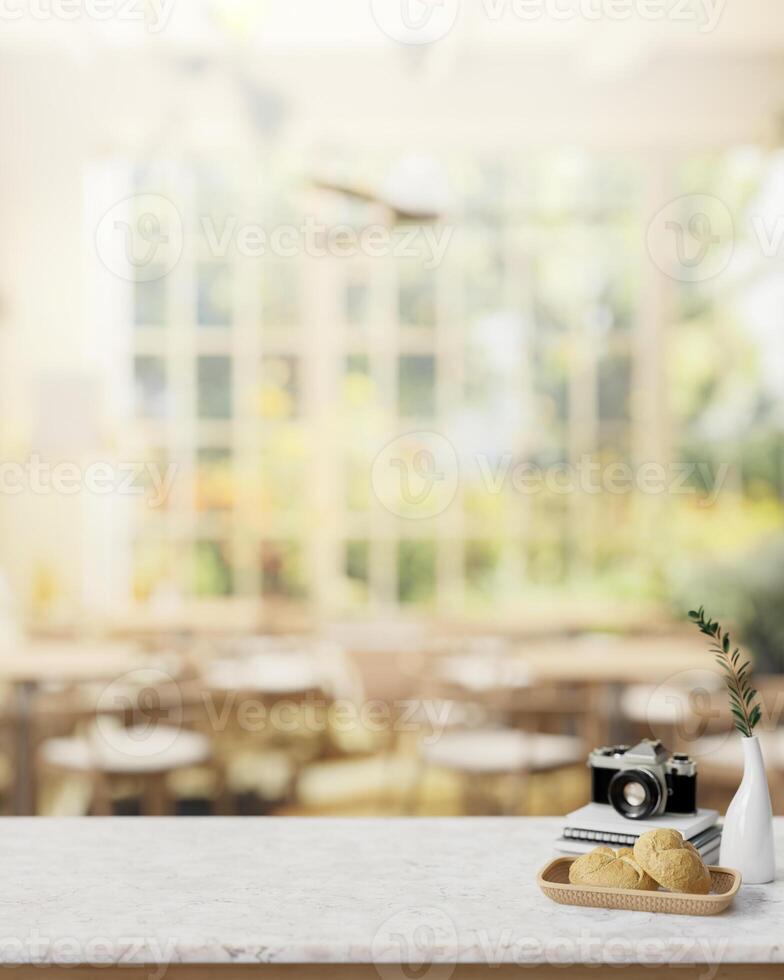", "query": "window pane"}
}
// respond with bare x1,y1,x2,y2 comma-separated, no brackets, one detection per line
466,540,500,598
258,355,300,420
345,455,371,511
197,356,232,419
261,261,299,328
191,540,233,596
133,356,167,418
134,275,167,326
345,540,370,603
259,432,309,512
196,448,233,512
343,355,375,412
260,540,307,598
347,354,370,376
399,355,435,417
397,540,436,604
197,262,232,326
399,256,436,327
132,538,176,601
346,267,370,327
134,449,174,511
598,352,632,421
